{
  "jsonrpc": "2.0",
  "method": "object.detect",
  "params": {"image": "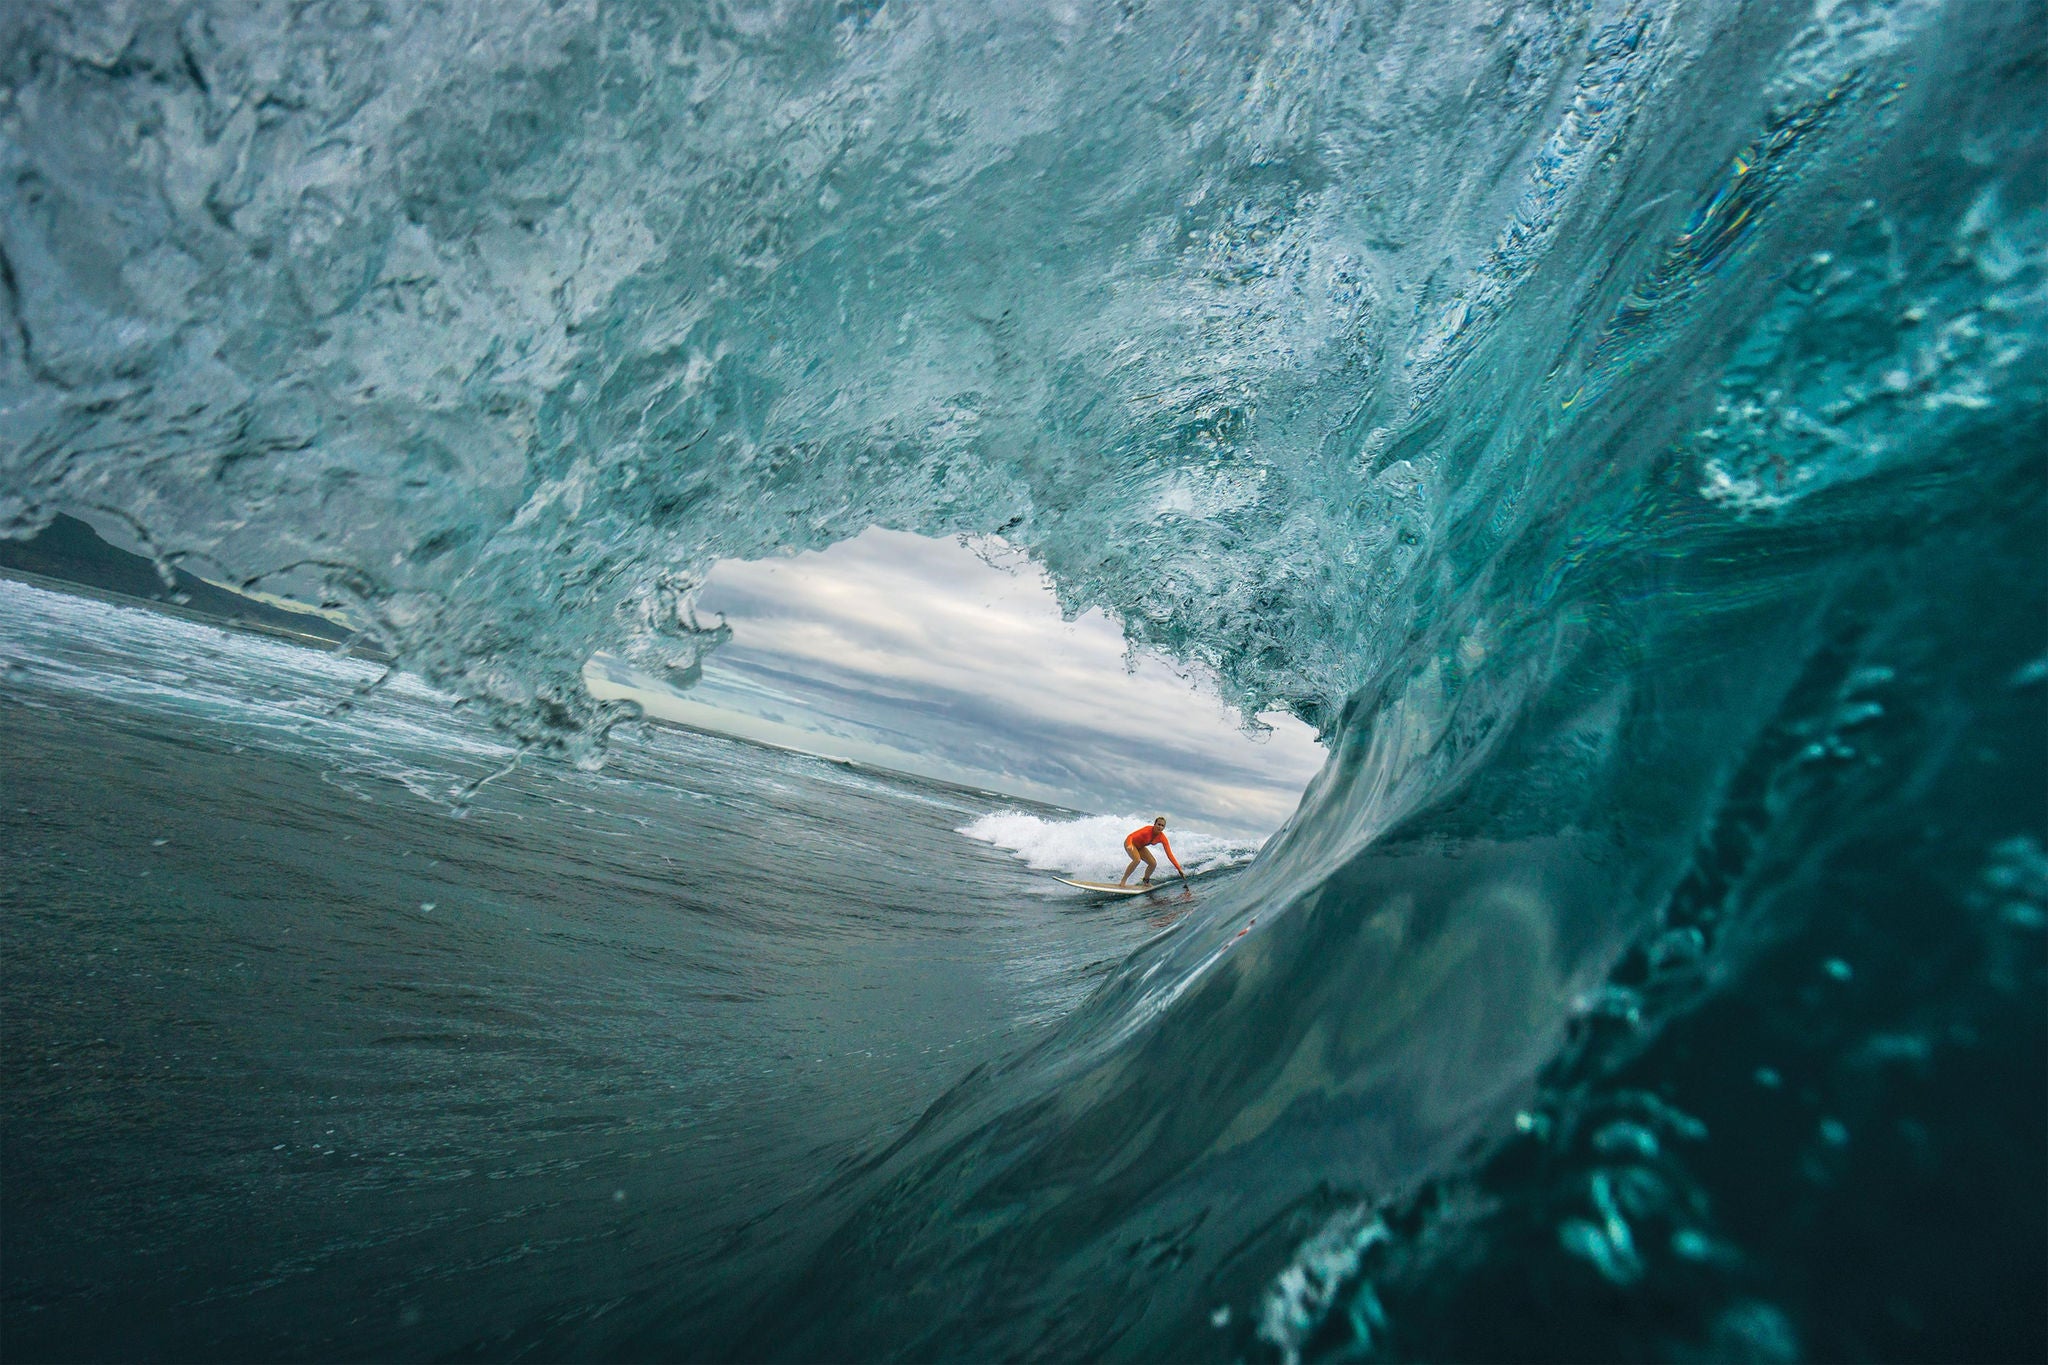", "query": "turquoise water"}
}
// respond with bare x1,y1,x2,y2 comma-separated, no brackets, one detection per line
2,0,2043,1358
